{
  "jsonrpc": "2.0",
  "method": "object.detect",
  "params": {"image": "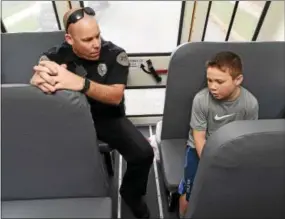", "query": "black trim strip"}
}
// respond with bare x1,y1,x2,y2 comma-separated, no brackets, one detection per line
52,1,62,30
128,52,171,57
252,1,271,41
68,1,72,9
79,1,85,8
127,114,163,118
201,1,212,41
1,20,7,33
177,1,186,45
126,85,166,89
225,1,239,41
